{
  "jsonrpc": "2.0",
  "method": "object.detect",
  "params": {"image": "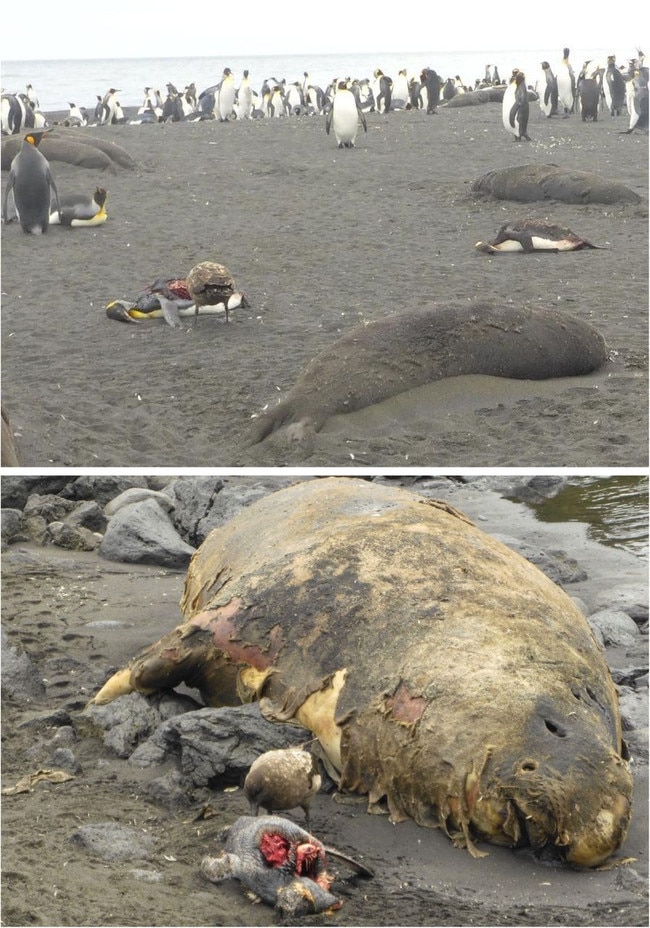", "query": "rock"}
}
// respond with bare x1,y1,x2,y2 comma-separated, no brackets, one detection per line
491,534,587,585
46,521,101,552
51,747,82,774
1,626,46,701
168,476,297,547
24,493,76,544
593,586,649,626
587,609,640,647
1,476,71,510
1,508,27,544
99,498,195,568
71,823,156,861
83,692,172,758
104,488,175,518
129,703,311,788
60,475,149,507
65,500,108,534
617,686,649,732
